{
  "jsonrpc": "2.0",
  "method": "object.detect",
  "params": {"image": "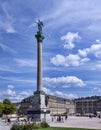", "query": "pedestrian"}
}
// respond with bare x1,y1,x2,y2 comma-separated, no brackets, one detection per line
65,115,68,120
7,117,11,125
